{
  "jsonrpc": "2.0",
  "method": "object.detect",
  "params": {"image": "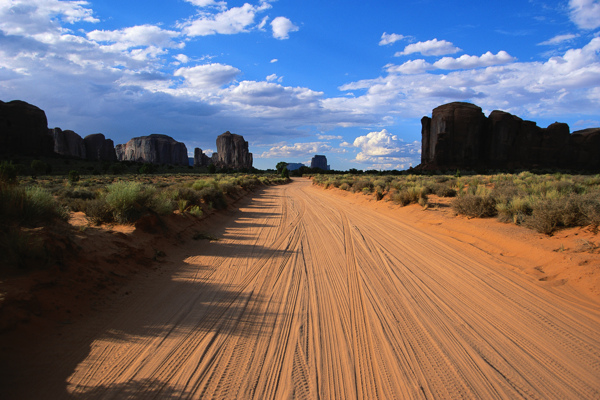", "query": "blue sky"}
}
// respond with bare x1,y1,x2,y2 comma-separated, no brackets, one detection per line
1,0,599,170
